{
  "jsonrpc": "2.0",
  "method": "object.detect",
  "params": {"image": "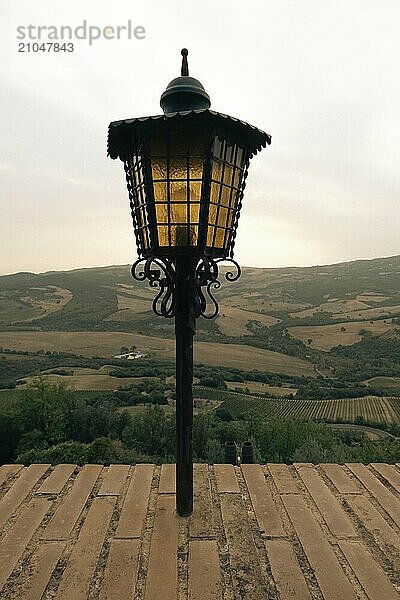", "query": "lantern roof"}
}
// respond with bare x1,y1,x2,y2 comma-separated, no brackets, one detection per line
108,49,271,161
107,108,271,161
